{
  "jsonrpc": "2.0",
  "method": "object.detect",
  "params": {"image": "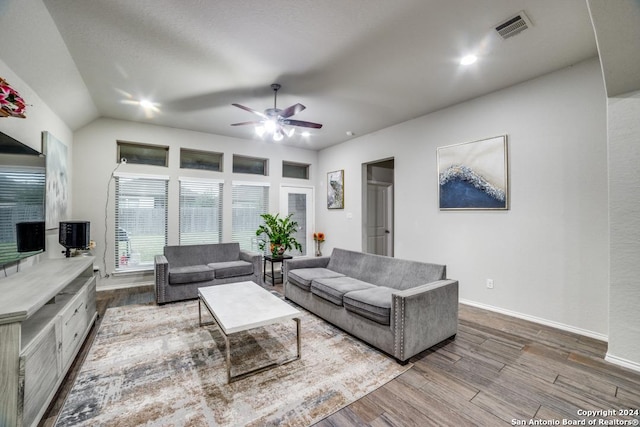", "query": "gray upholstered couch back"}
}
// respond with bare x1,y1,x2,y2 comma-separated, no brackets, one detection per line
326,248,446,290
164,242,241,267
